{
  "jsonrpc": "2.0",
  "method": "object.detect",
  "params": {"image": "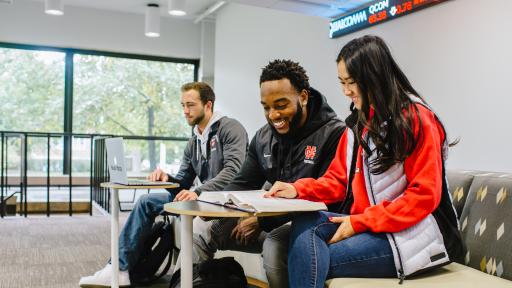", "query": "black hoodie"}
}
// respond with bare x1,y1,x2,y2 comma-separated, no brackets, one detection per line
224,88,346,230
